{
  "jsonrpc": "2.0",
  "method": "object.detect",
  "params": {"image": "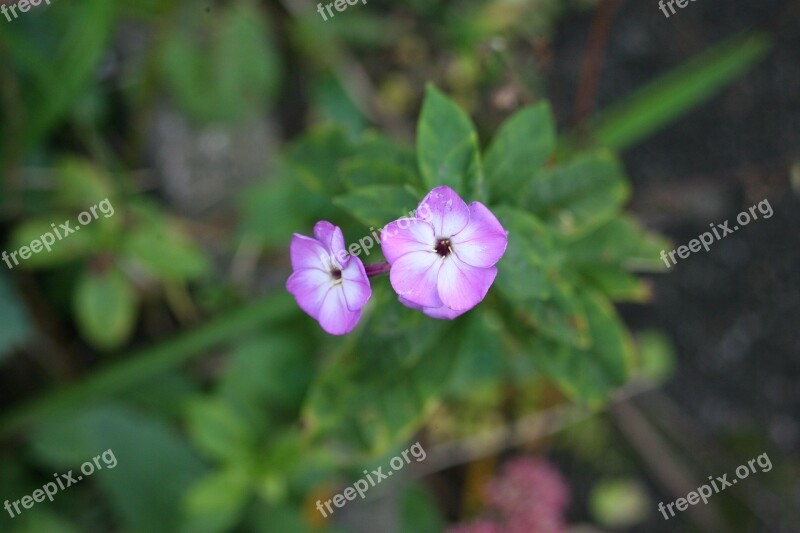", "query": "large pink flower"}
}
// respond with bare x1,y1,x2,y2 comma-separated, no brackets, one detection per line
381,186,508,319
286,221,371,335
